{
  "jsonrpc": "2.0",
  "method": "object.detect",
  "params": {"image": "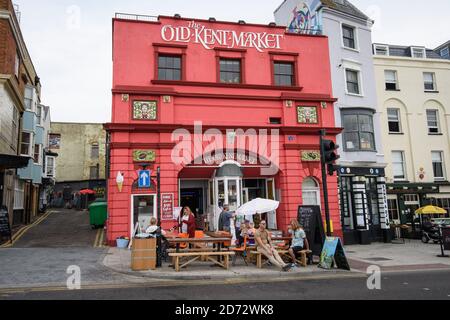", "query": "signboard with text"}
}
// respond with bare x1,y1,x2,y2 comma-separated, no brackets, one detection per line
162,194,175,221
161,20,284,53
